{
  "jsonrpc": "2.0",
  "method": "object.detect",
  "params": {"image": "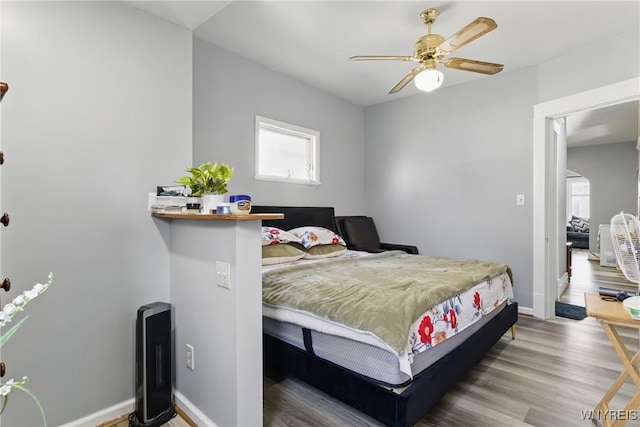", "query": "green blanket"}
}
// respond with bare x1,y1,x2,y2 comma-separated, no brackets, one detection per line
262,251,510,354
